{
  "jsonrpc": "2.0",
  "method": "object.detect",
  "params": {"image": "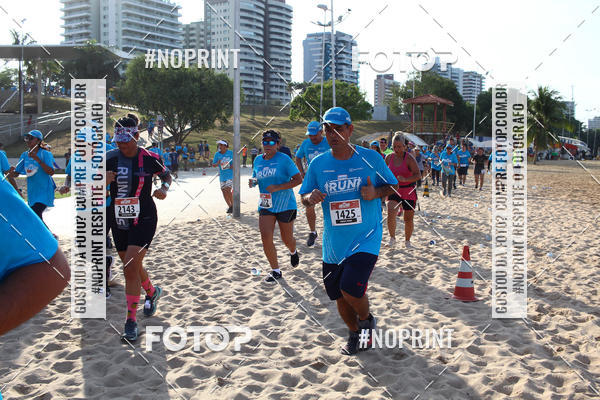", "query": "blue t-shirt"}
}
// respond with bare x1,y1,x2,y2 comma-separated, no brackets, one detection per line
0,178,58,282
213,150,233,182
440,151,458,175
429,152,442,171
16,149,56,207
0,150,10,173
295,137,330,165
252,152,300,213
299,146,398,264
149,147,162,158
457,150,471,167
